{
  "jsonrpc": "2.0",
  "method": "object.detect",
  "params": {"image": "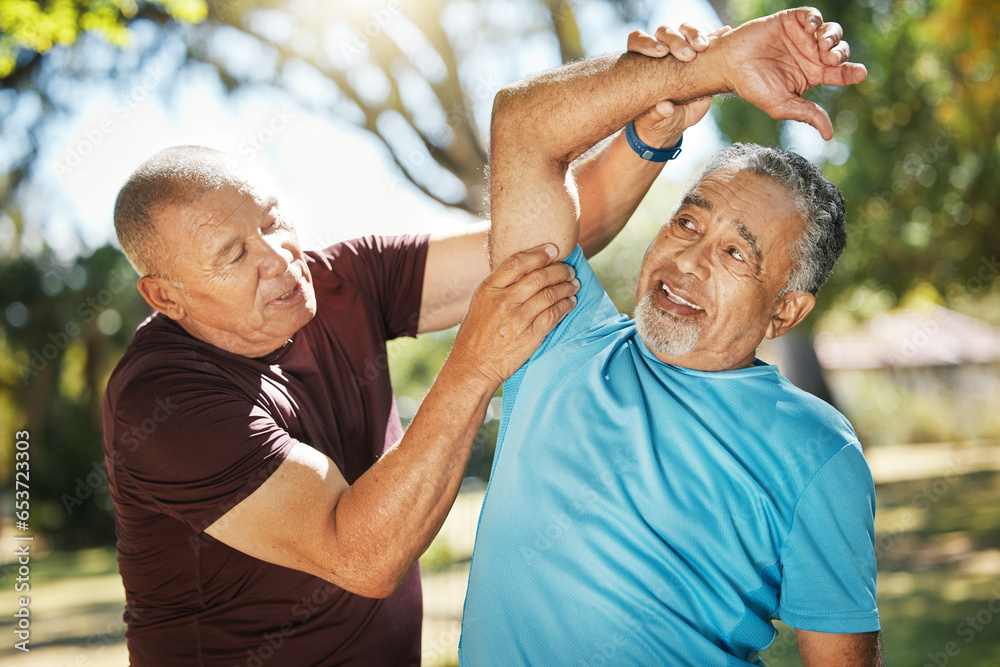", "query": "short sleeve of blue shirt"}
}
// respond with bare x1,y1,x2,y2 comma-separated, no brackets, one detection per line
499,246,625,431
529,245,625,357
779,443,880,632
